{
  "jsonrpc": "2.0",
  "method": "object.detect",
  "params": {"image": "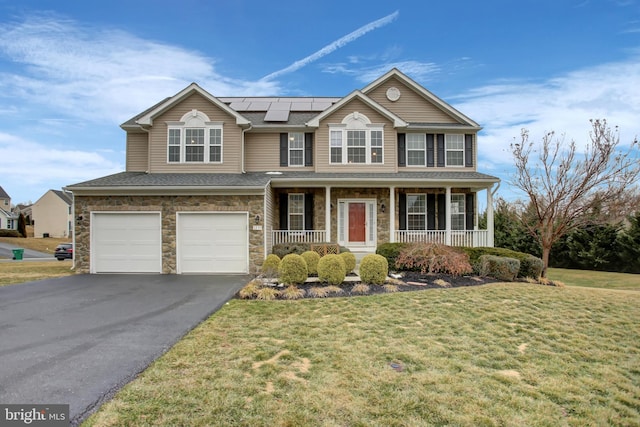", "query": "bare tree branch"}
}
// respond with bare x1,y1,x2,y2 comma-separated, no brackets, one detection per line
509,119,640,276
